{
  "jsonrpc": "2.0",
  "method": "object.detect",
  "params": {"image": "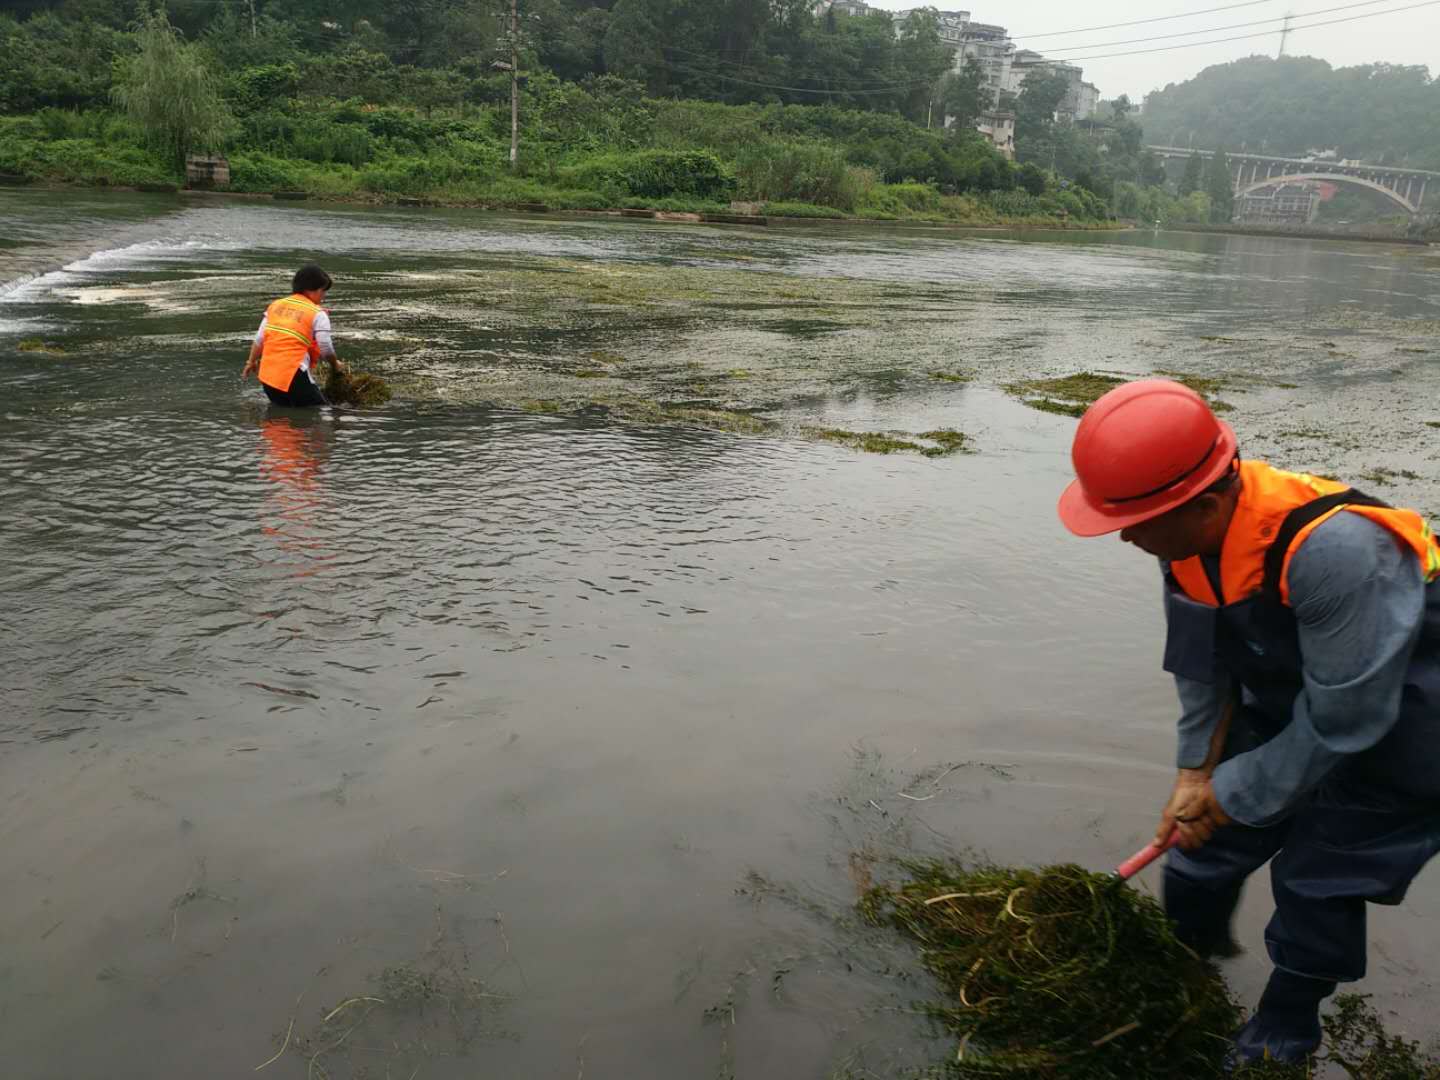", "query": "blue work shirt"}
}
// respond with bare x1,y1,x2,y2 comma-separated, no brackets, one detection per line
1172,511,1428,826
